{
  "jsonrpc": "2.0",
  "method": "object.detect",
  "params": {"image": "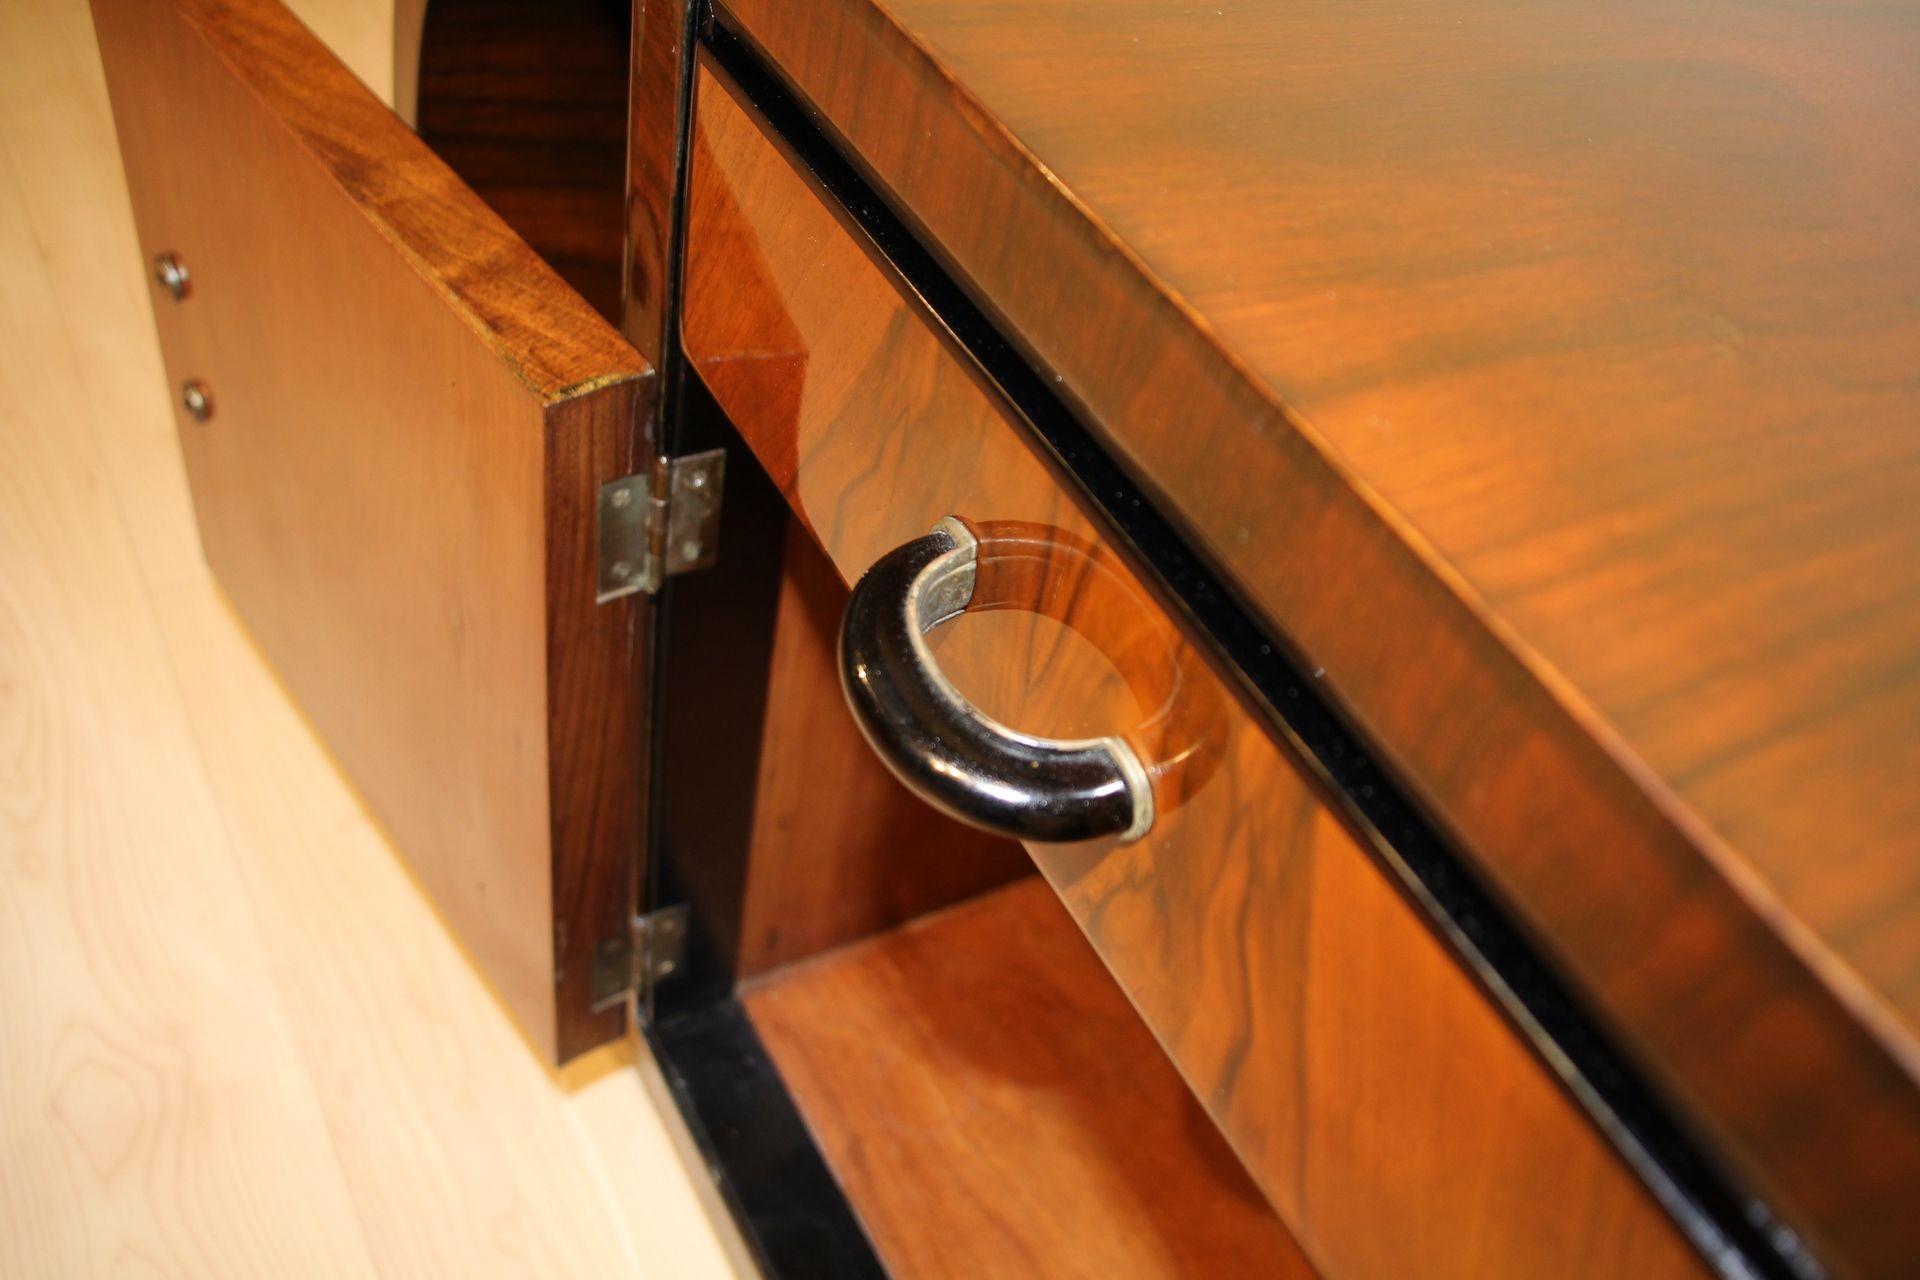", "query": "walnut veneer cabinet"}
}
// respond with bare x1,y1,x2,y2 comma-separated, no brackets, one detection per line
91,0,1920,1276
